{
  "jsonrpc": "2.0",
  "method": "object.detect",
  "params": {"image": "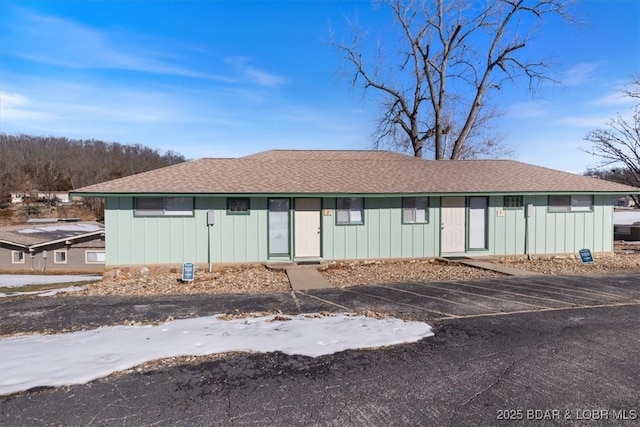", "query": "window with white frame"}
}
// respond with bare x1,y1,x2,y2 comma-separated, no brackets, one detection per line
54,250,67,264
549,195,593,212
85,250,106,264
11,251,25,264
134,197,193,216
402,197,429,223
336,197,364,225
